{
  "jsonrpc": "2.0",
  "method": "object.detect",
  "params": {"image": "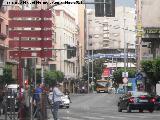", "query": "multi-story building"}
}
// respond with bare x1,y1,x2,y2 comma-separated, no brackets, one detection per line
78,4,85,82
54,7,77,92
136,0,160,69
0,1,22,85
86,6,136,69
